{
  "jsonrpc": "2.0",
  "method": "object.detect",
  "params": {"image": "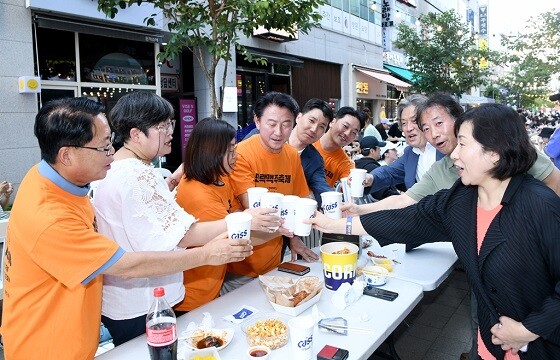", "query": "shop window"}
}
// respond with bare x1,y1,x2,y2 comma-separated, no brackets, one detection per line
79,33,156,85
80,87,155,113
37,28,76,81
